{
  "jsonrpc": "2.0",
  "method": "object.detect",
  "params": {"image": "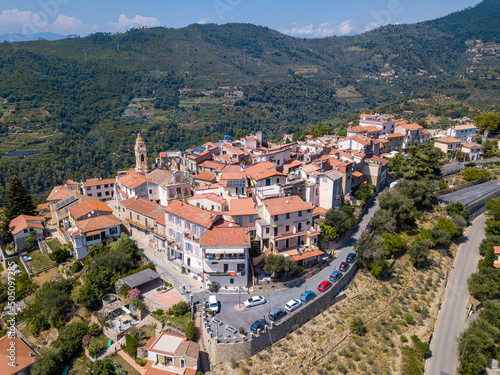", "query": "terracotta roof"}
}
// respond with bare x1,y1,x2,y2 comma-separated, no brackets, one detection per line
9,215,45,235
174,340,200,360
82,178,115,187
159,152,167,158
434,136,462,144
196,183,220,191
202,142,219,151
453,124,477,130
0,336,36,375
364,126,381,133
283,159,302,168
120,197,163,217
68,201,113,218
244,161,277,177
146,169,174,186
201,226,251,247
364,155,389,166
74,214,121,234
495,246,500,269
352,151,366,157
194,171,216,182
47,185,74,202
165,200,220,228
219,153,239,164
230,198,257,216
397,123,422,131
251,170,287,181
347,125,367,133
301,164,321,173
150,211,166,226
188,193,226,205
461,142,483,149
199,160,226,172
422,129,431,135
395,120,407,126
117,172,153,189
187,149,210,160
352,171,363,178
37,203,48,210
387,133,405,138
221,143,245,155
264,196,312,215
